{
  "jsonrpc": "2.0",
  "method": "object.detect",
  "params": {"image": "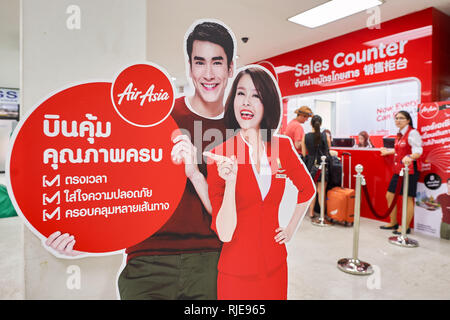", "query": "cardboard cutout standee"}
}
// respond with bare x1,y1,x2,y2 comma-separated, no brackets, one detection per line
7,63,186,254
